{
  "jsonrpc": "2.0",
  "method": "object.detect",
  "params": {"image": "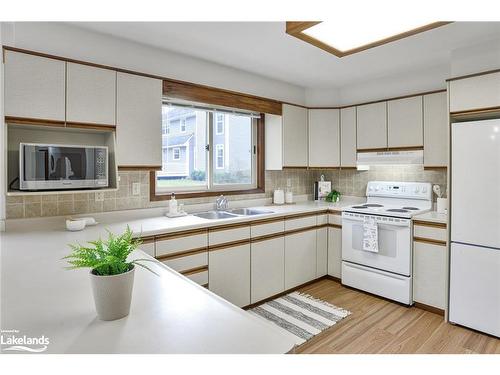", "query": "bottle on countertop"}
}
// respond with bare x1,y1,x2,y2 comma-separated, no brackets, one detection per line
169,193,178,215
